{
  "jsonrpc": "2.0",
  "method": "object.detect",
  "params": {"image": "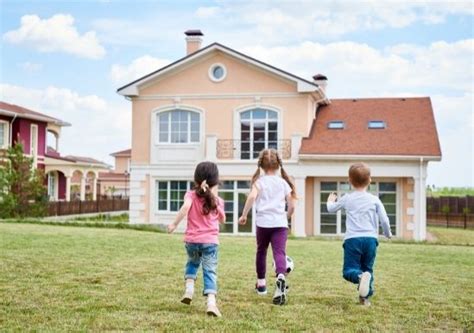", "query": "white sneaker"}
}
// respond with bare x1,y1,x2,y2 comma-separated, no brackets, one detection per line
181,291,193,305
206,304,222,317
358,272,371,298
272,276,287,305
